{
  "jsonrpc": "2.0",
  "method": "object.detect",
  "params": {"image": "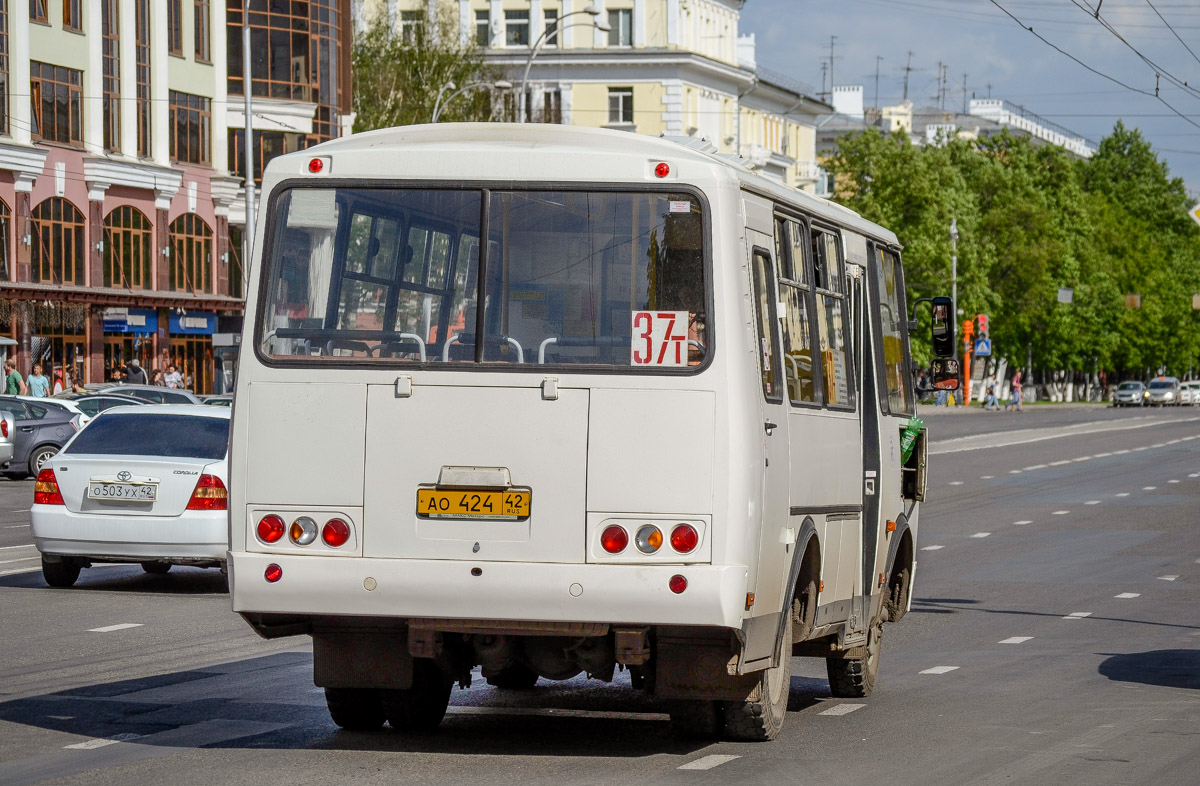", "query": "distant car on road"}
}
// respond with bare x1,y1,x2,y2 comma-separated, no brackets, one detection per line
1146,377,1182,406
52,392,147,418
1180,381,1199,406
0,395,82,479
8,395,92,428
1113,381,1147,407
200,394,233,407
97,384,203,405
30,405,230,588
0,409,14,467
